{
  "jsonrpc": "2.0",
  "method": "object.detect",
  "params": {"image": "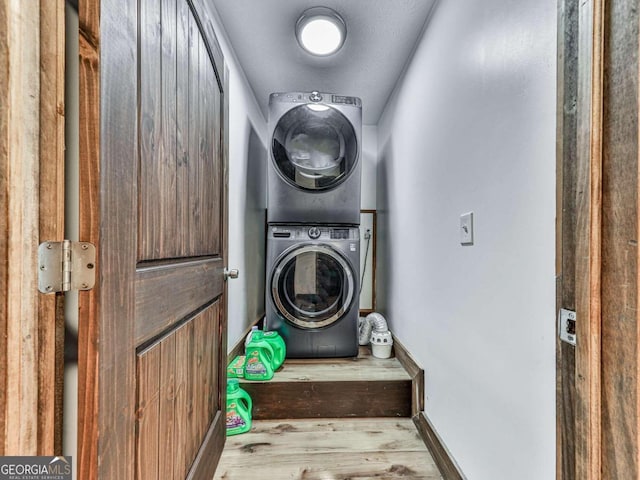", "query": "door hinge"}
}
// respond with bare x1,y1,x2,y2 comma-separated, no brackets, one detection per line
38,240,96,294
